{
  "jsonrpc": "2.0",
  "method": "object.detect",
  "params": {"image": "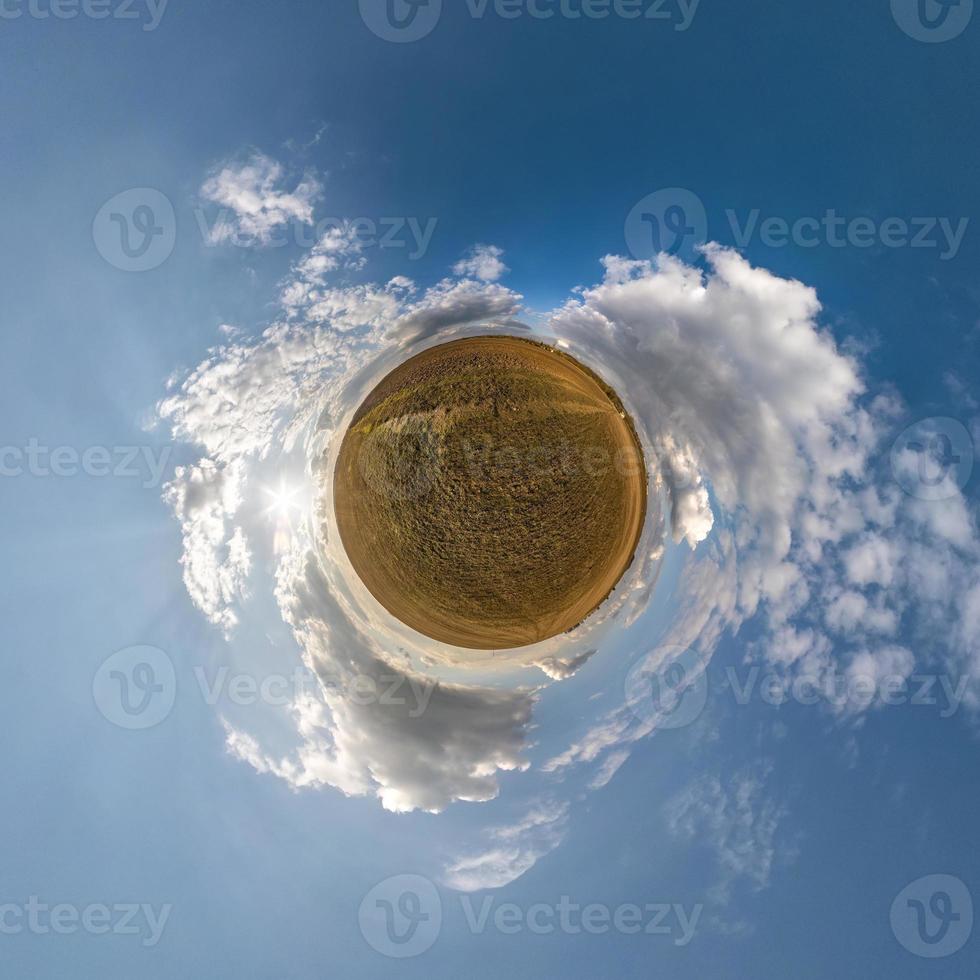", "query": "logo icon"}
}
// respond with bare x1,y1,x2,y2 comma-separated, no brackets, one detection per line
359,0,442,42
625,188,708,265
891,875,973,957
891,0,973,42
93,646,177,730
92,188,176,272
625,645,709,731
358,875,442,958
890,417,974,501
